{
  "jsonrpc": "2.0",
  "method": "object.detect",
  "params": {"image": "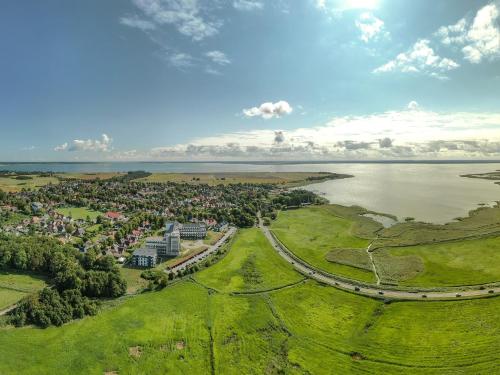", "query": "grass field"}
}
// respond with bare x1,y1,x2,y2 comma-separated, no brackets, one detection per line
137,172,345,186
119,267,148,294
0,227,499,374
0,271,48,310
271,206,377,283
55,207,102,221
376,236,500,286
56,172,124,180
0,175,59,192
0,278,499,374
195,228,303,292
